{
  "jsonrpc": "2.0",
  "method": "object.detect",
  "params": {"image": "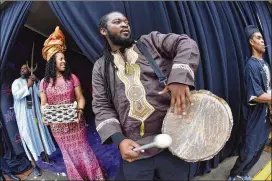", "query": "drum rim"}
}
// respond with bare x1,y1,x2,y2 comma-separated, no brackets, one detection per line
162,89,233,162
